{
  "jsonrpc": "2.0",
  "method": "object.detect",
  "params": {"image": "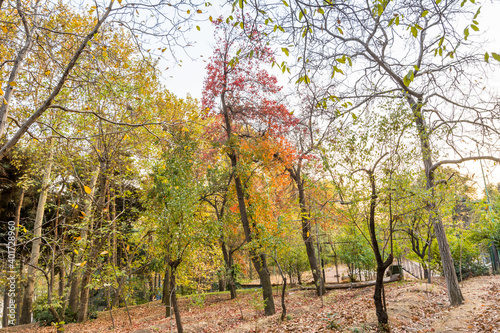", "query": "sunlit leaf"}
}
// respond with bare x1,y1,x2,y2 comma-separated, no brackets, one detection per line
84,185,92,194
